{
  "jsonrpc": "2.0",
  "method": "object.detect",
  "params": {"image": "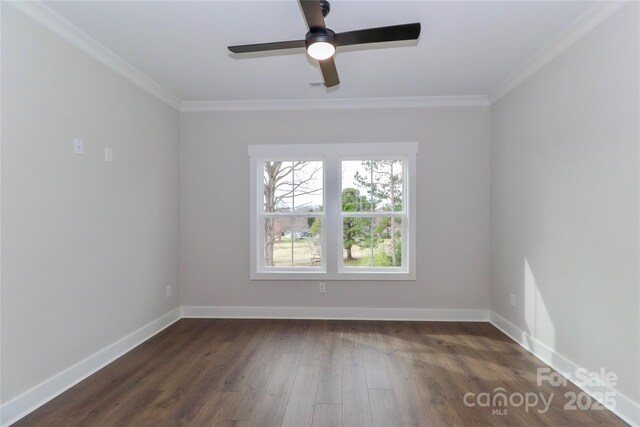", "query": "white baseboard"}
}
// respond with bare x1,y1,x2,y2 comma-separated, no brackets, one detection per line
489,311,640,427
0,308,181,427
181,305,489,321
